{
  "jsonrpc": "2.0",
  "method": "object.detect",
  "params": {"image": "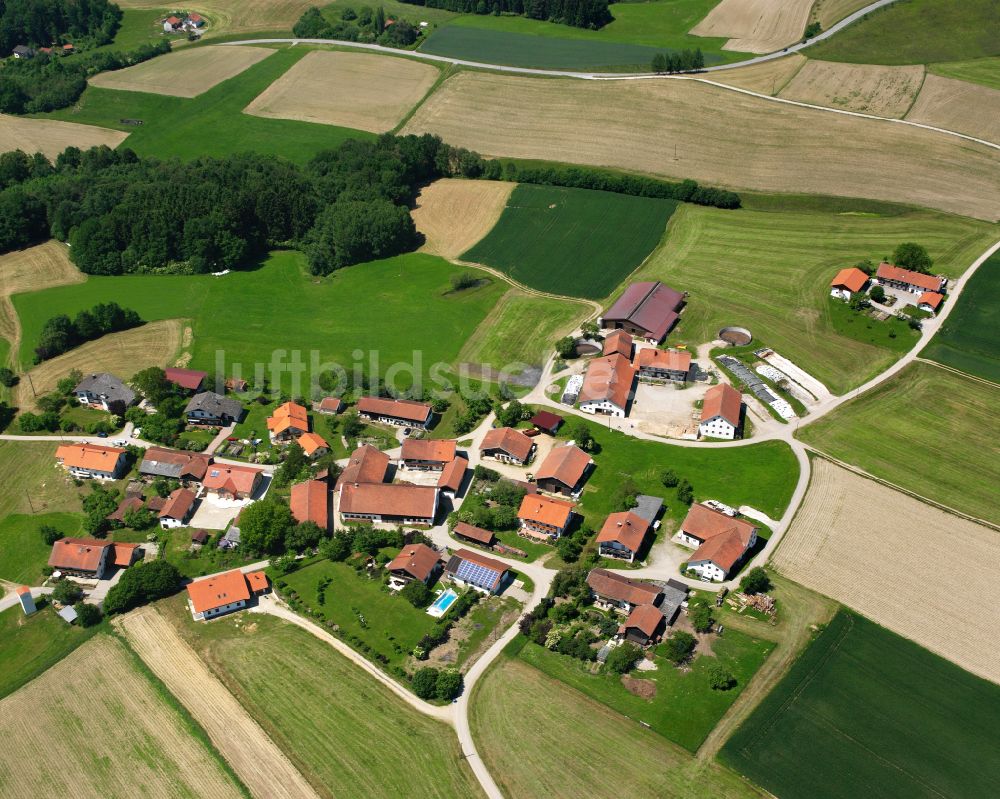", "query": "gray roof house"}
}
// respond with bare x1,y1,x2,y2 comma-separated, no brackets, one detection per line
632,494,664,525
75,373,137,412
658,578,689,625
185,391,244,425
